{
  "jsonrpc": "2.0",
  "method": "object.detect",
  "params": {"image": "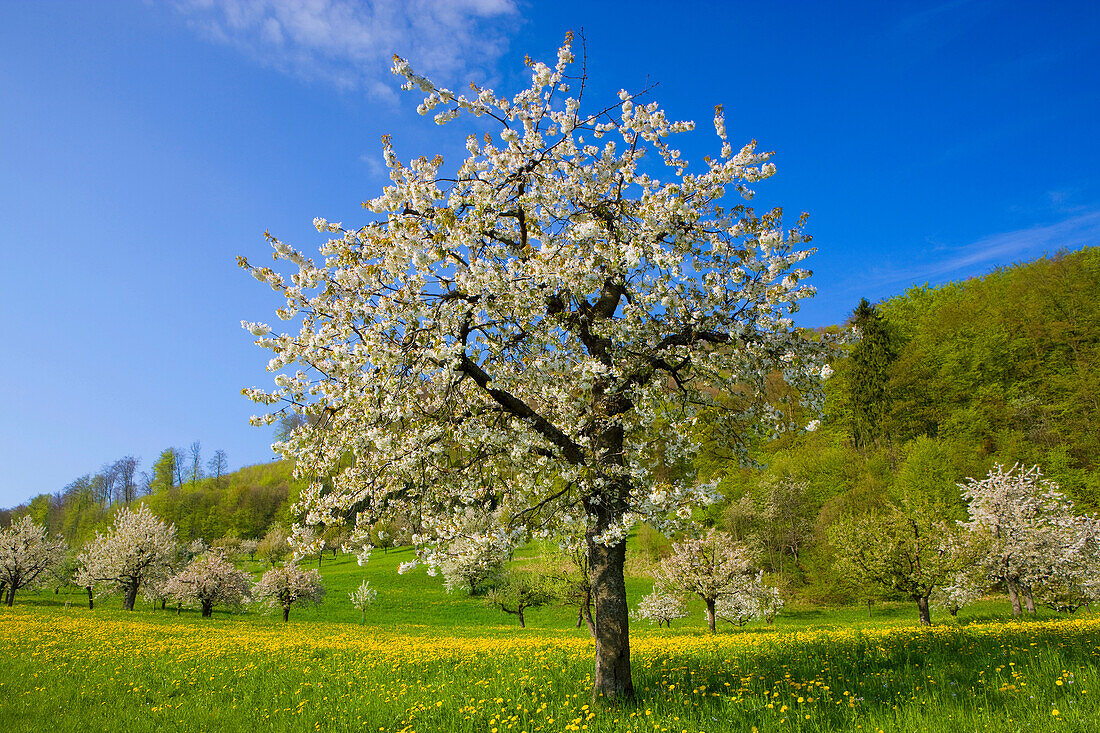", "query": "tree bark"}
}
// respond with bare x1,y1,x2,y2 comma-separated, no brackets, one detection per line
201,601,213,618
1006,578,1022,616
581,601,595,638
5,586,13,607
705,598,717,634
1022,585,1036,614
283,607,290,623
518,610,526,628
87,586,94,610
917,595,931,626
123,582,139,611
588,531,634,702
